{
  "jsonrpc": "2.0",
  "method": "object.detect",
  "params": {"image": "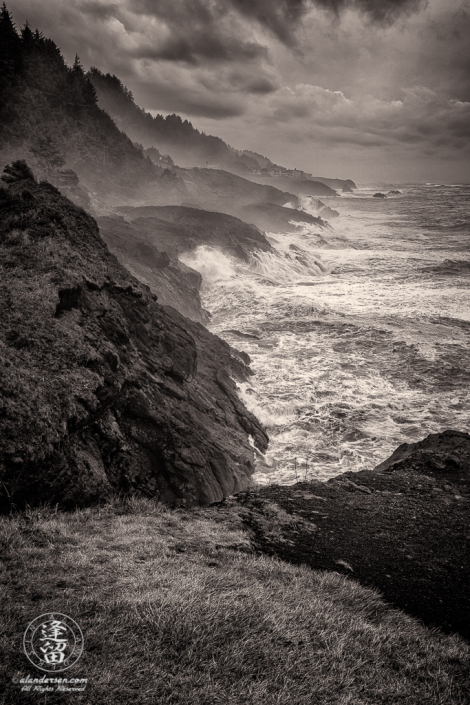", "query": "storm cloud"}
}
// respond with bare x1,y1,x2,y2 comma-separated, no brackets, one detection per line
228,0,427,43
119,0,428,50
7,0,470,181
